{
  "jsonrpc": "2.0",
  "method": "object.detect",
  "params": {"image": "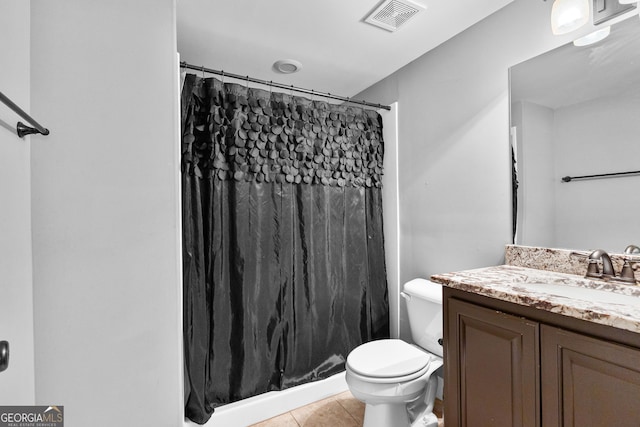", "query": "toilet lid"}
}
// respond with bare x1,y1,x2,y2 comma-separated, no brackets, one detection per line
346,339,430,378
